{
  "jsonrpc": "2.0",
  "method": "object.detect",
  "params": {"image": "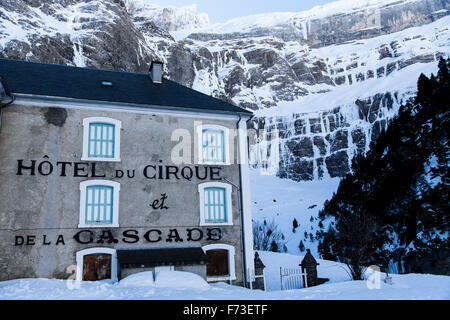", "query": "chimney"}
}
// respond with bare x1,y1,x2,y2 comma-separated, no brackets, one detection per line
149,61,163,84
